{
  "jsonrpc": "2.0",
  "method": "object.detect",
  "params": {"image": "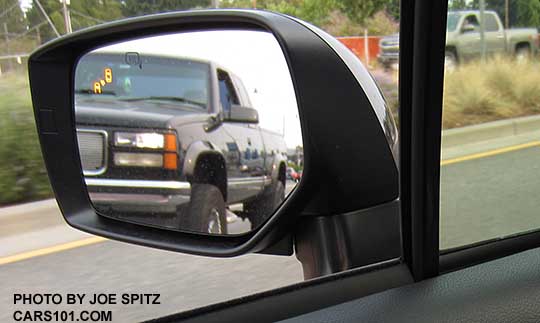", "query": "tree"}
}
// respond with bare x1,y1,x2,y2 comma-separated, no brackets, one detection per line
121,0,212,17
221,0,399,35
336,0,387,24
221,0,337,25
386,0,399,21
514,0,540,27
0,0,27,33
26,0,62,42
70,0,123,30
449,0,468,10
474,0,540,28
26,0,123,43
